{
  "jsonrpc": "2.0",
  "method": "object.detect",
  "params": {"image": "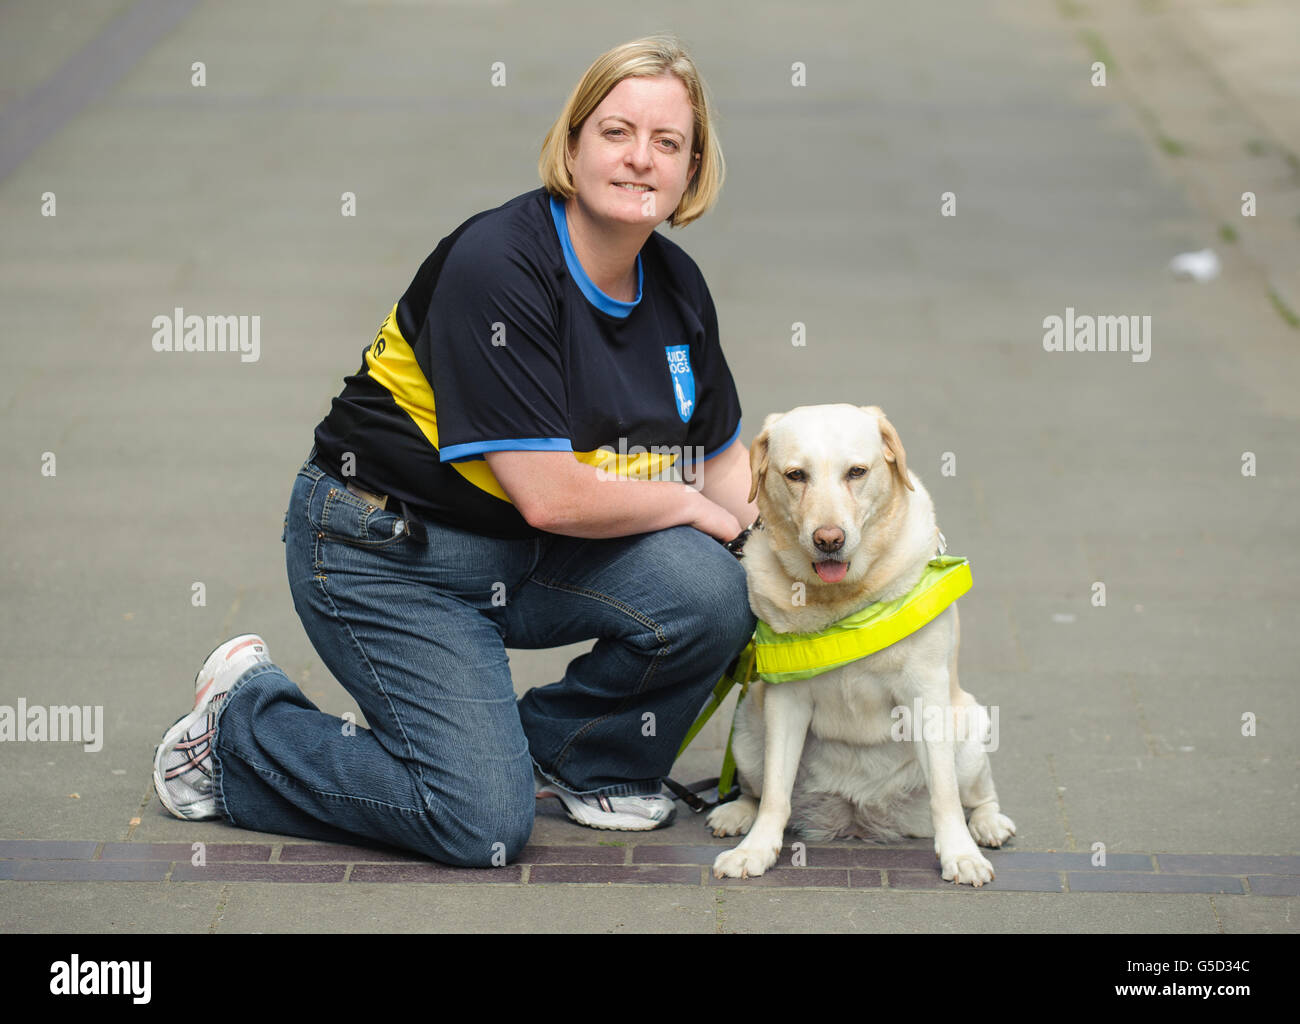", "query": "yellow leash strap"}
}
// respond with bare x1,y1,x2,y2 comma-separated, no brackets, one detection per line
668,641,755,810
